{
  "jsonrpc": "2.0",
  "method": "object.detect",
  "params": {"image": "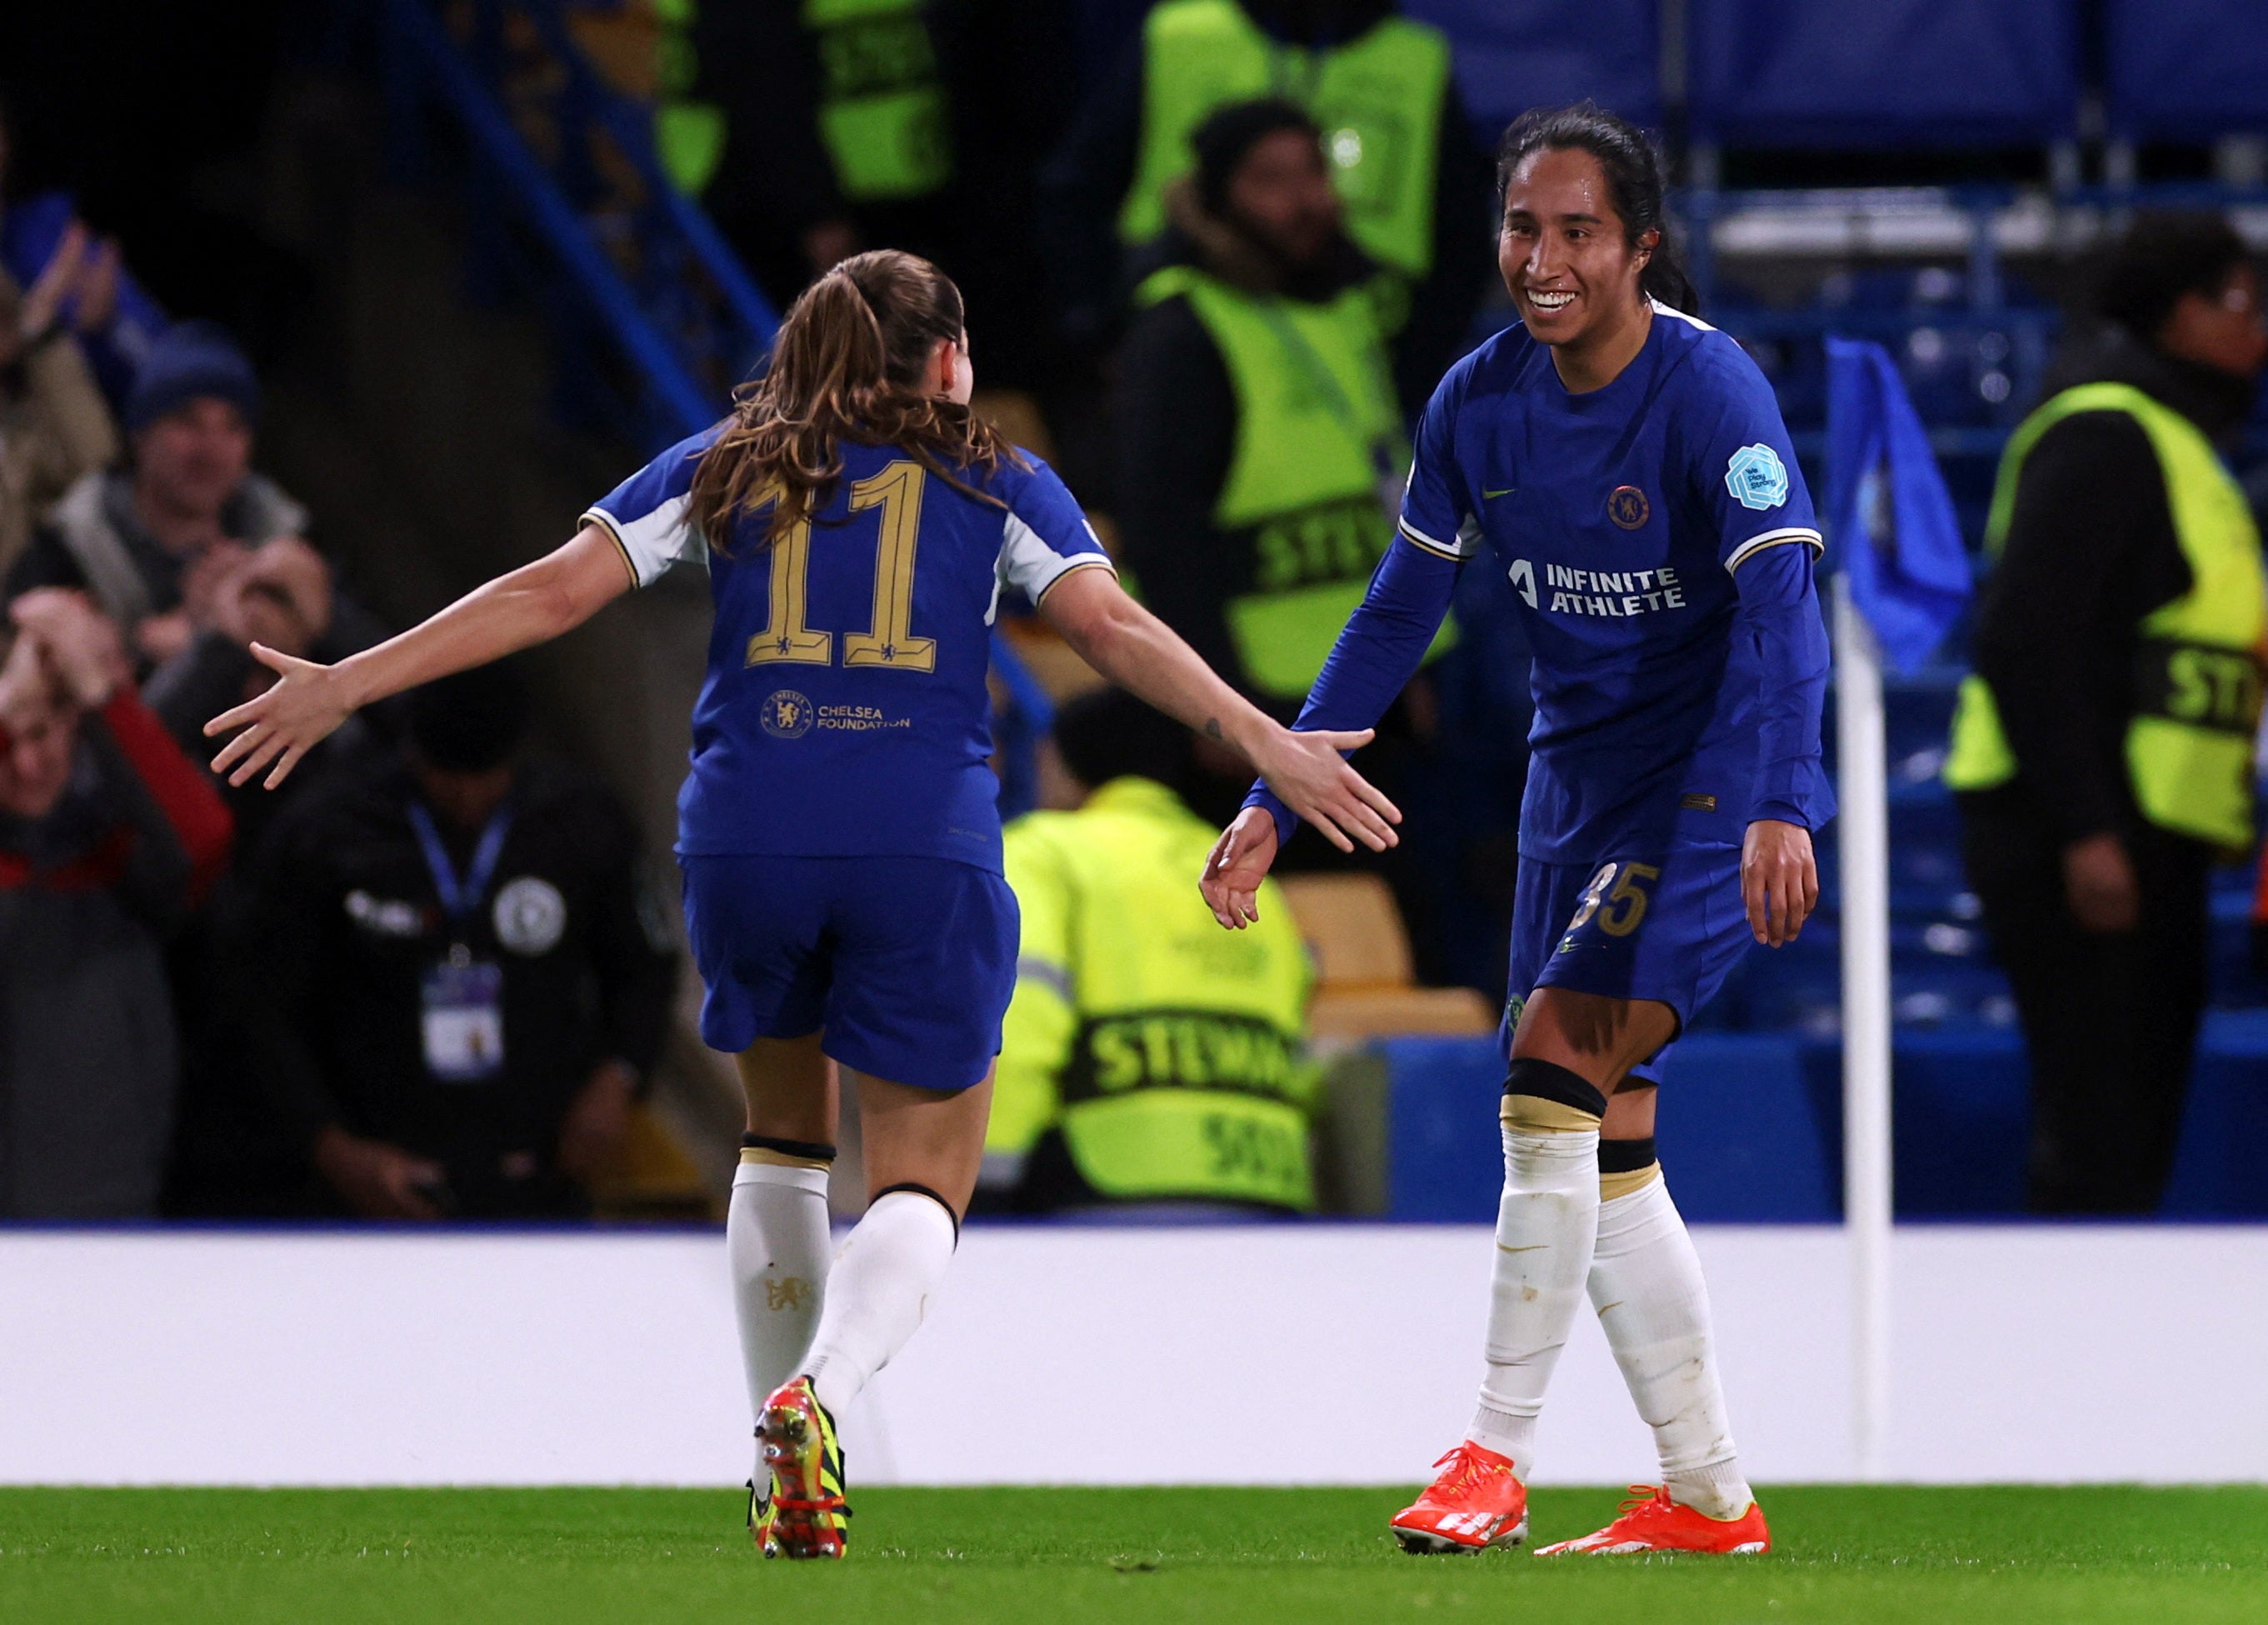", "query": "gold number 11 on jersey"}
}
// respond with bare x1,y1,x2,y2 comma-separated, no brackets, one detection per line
746,460,939,673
